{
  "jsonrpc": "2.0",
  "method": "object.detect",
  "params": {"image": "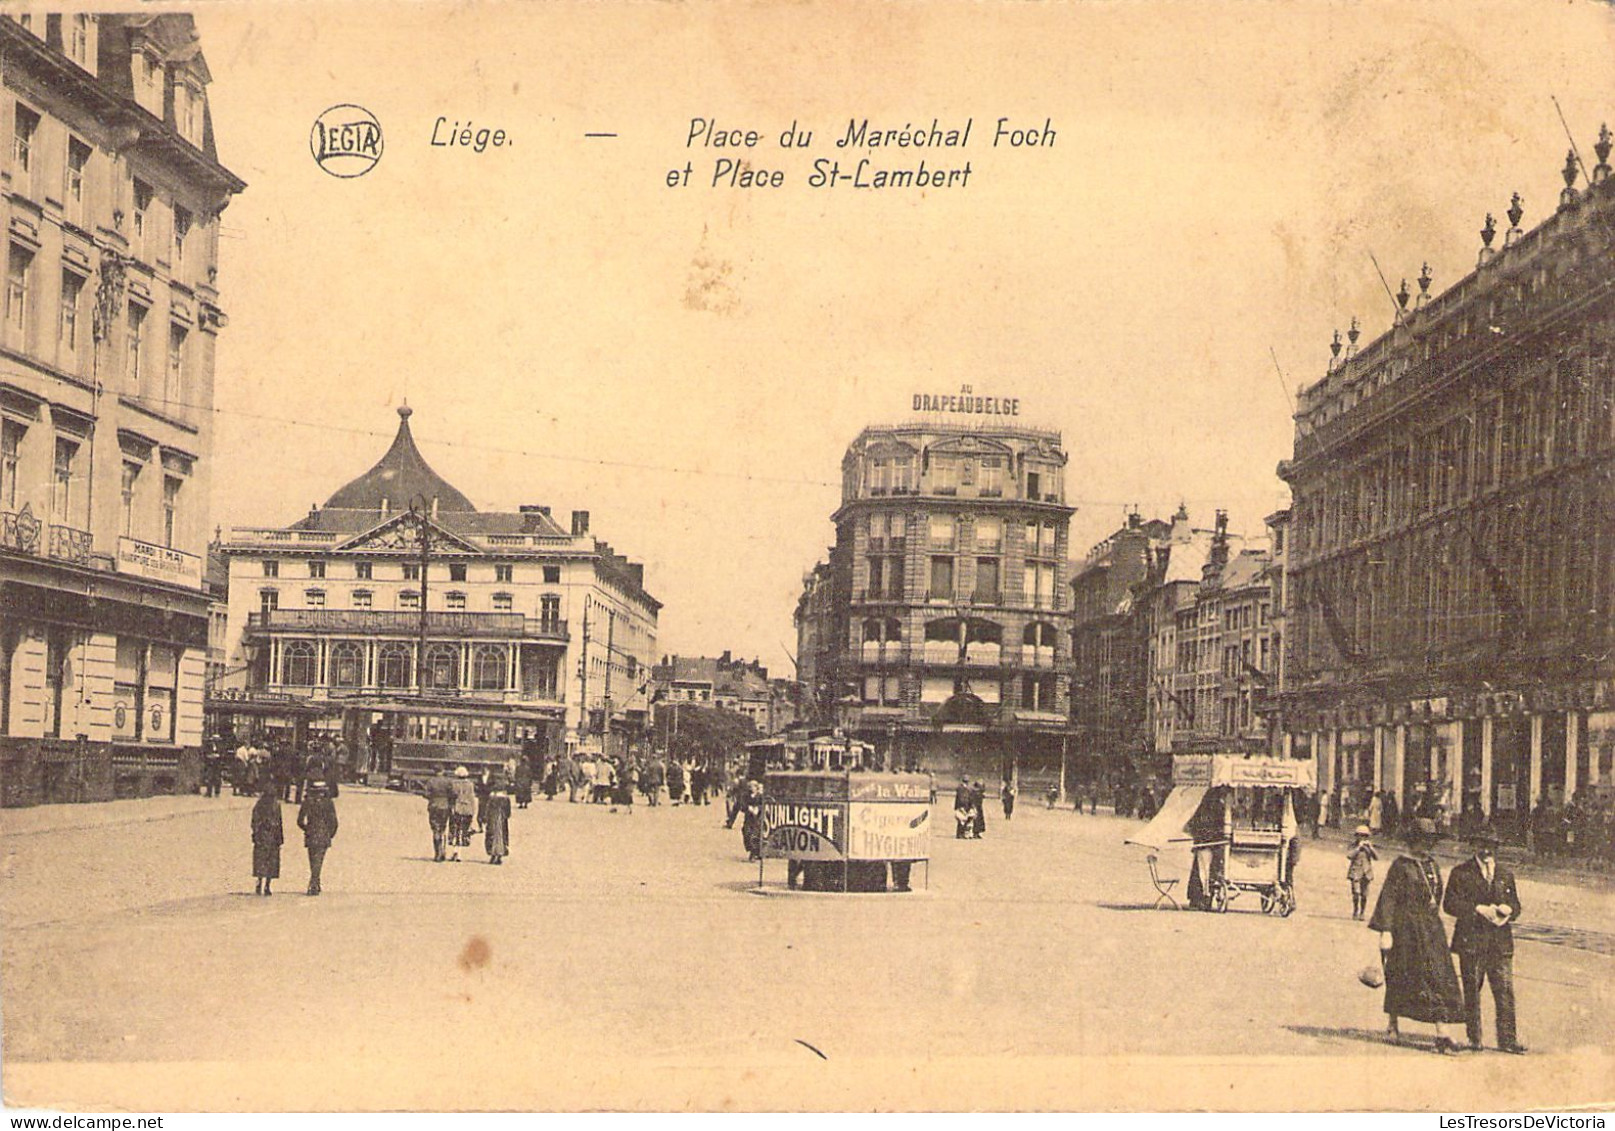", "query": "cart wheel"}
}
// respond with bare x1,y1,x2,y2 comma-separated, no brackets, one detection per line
1260,890,1278,915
